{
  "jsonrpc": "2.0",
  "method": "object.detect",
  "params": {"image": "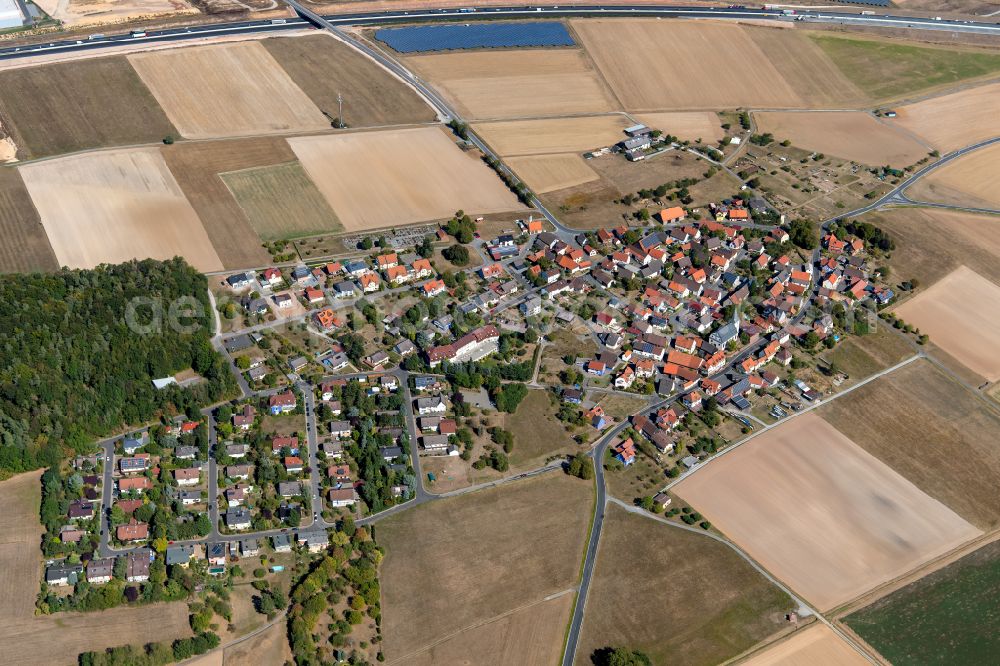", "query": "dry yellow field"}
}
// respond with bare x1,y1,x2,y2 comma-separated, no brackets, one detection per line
396,593,573,666
894,265,1000,381
289,127,524,231
740,625,869,666
907,142,1000,209
674,413,981,611
507,154,600,194
572,20,863,110
128,42,329,140
20,147,223,272
32,0,196,27
474,115,631,156
754,111,929,166
635,111,724,142
406,49,618,119
894,82,1000,152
